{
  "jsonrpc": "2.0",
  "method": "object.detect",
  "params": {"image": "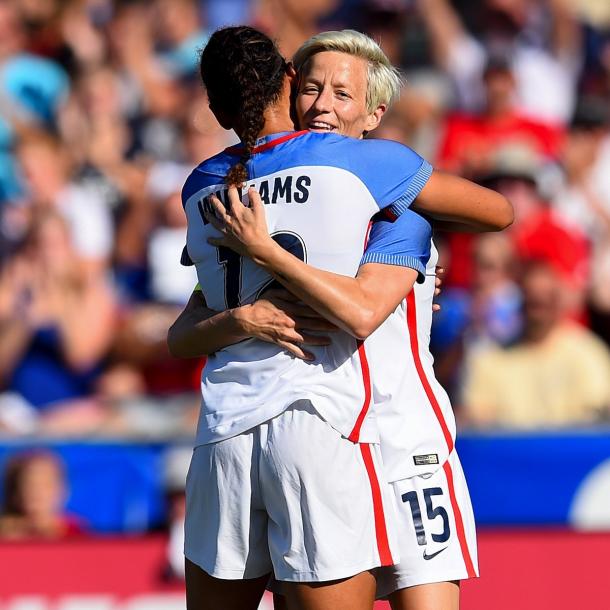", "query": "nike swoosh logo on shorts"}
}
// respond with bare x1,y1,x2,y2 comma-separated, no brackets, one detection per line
423,547,448,560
